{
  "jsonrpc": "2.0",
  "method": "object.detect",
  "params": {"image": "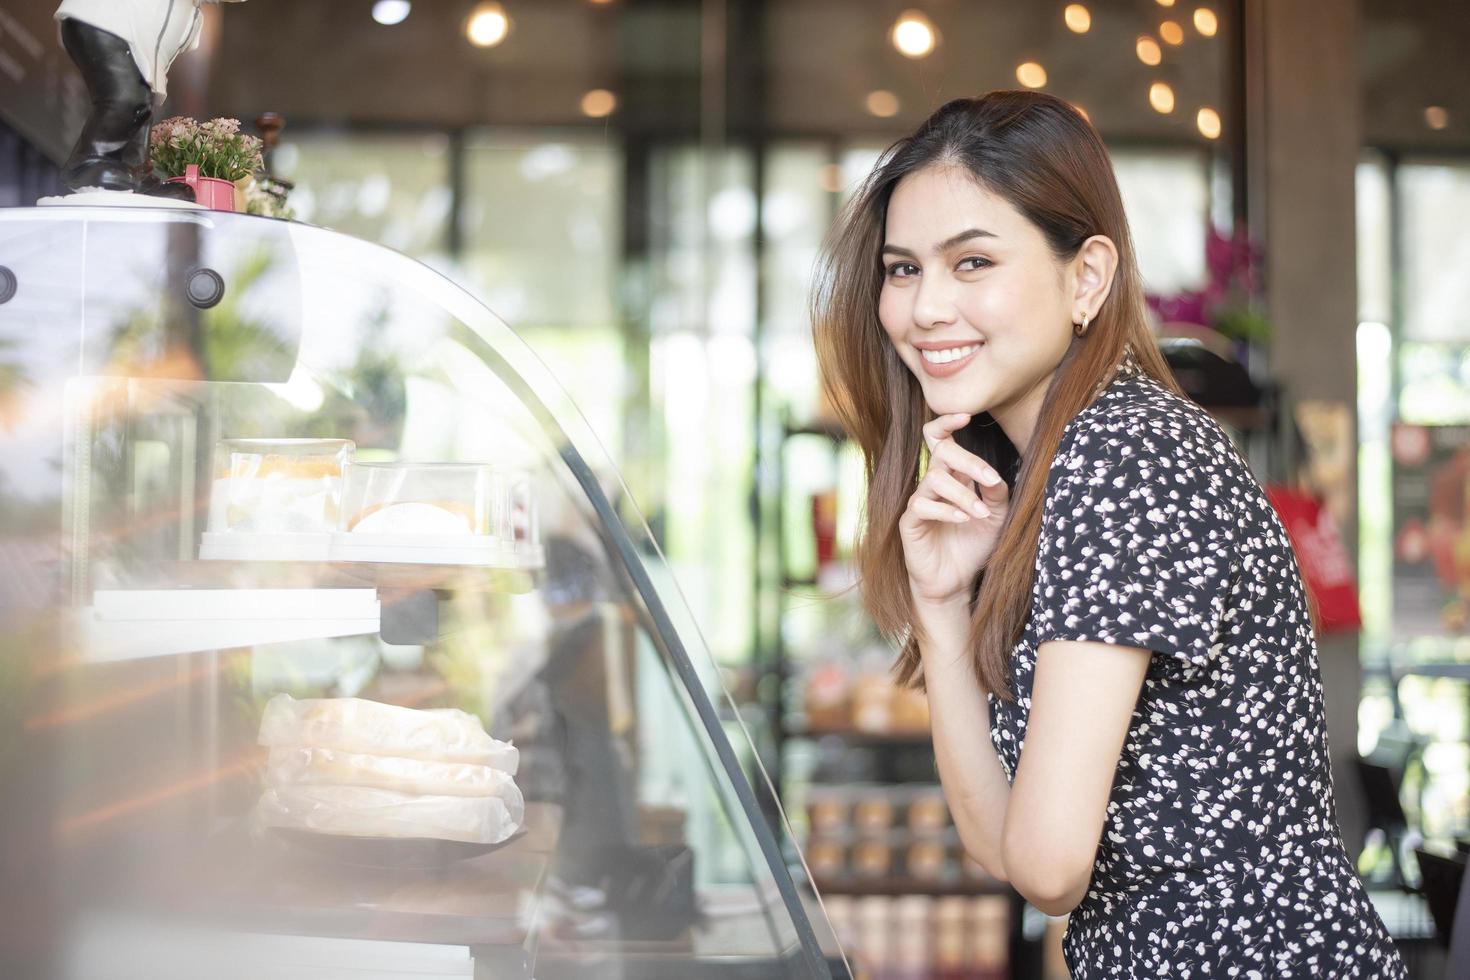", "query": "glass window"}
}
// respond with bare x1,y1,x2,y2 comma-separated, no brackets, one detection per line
1400,162,1470,344
272,132,453,260
1111,148,1210,295
461,133,622,331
